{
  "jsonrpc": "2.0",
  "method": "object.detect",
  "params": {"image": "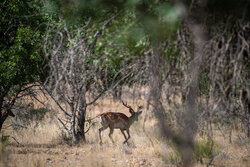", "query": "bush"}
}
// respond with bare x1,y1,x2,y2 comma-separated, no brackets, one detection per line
0,135,9,167
194,137,218,164
169,149,182,165
0,136,9,152
167,137,218,165
12,102,54,131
